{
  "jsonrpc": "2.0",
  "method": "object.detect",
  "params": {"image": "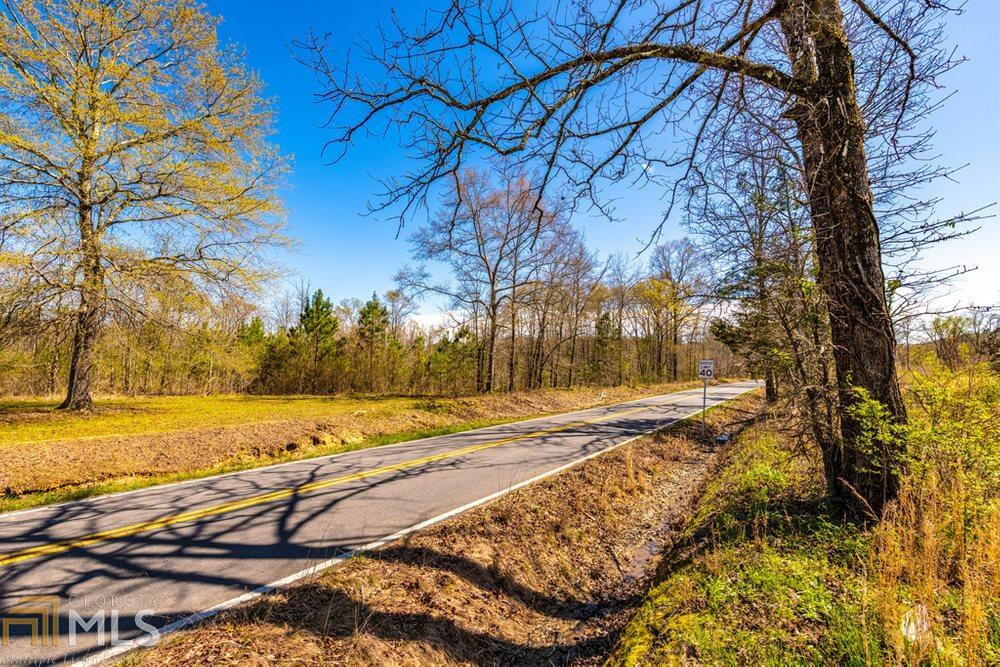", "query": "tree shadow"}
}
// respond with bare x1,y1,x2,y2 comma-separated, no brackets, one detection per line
0,388,760,664
232,580,615,665
222,527,655,667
